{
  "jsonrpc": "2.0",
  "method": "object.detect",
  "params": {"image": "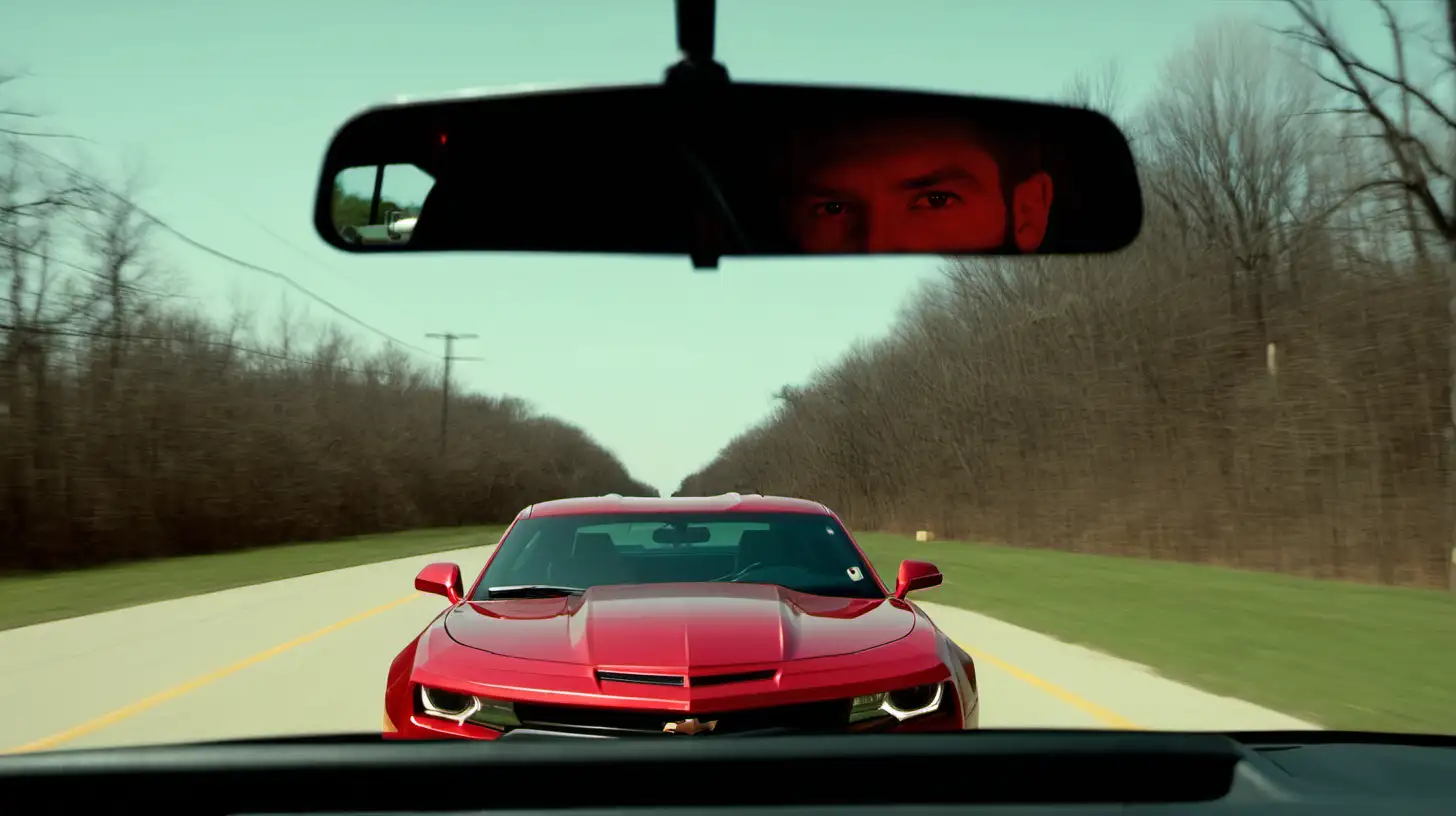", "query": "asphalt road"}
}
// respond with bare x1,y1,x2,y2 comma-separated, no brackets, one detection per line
0,544,1317,753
